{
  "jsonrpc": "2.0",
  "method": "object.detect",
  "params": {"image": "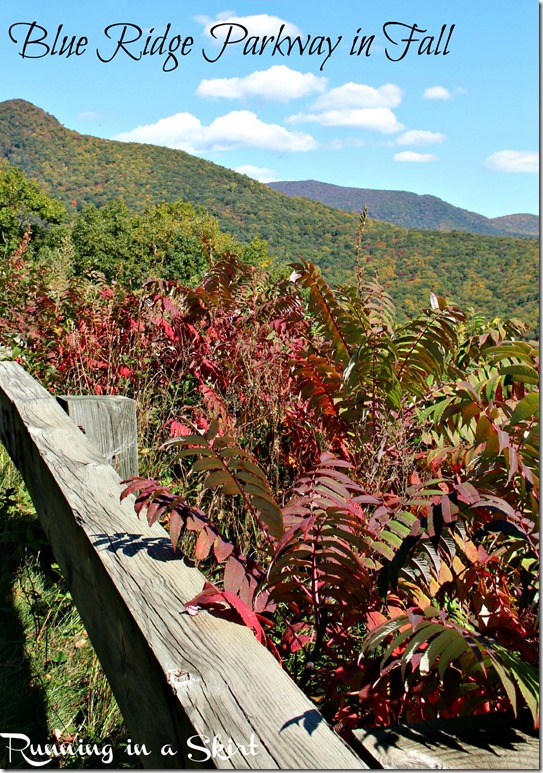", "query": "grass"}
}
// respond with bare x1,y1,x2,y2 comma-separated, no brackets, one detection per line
0,450,138,769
